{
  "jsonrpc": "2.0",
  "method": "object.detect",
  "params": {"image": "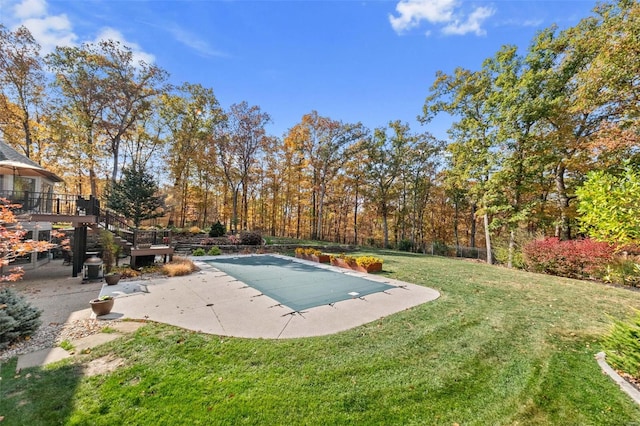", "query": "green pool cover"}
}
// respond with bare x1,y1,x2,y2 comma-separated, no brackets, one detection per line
205,255,394,312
